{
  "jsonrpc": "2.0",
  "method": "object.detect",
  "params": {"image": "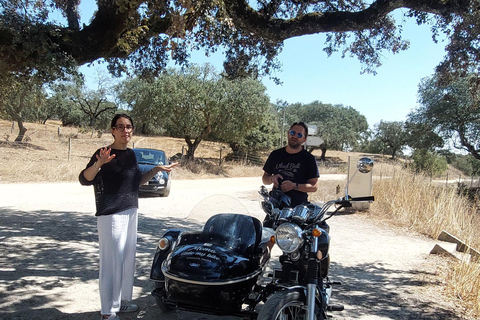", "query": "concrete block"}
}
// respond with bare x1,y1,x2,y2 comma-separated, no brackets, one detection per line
437,230,480,261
